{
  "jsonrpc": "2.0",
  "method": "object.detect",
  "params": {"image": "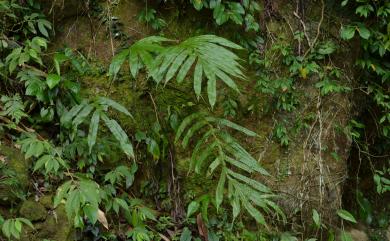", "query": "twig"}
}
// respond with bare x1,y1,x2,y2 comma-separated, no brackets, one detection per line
303,0,325,57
